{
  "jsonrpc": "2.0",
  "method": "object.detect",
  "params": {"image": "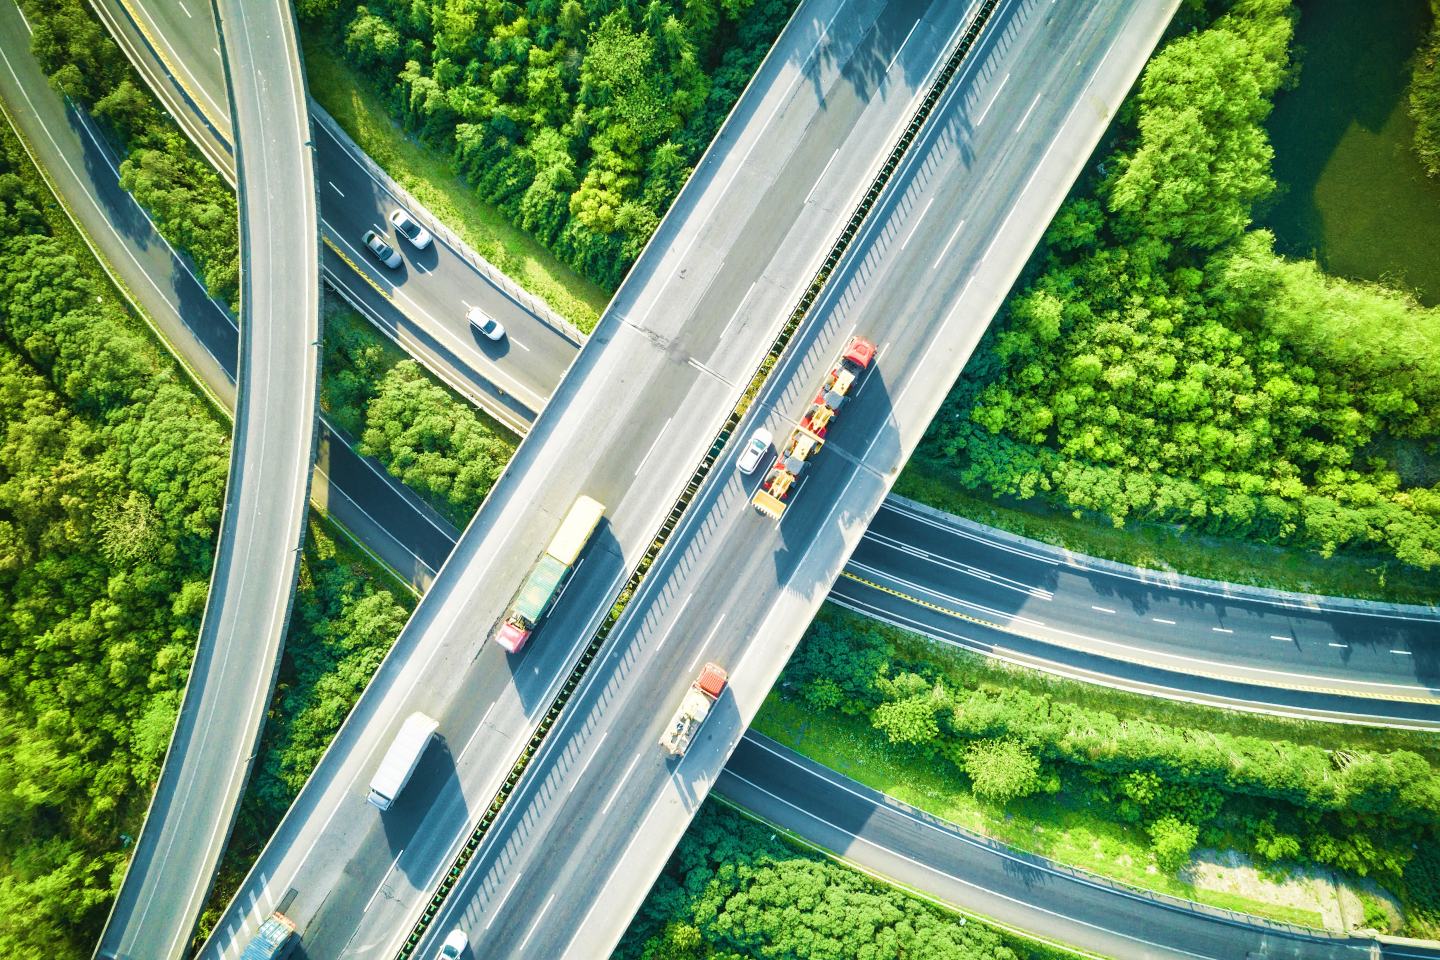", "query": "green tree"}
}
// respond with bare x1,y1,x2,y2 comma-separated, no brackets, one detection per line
960,738,1043,806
